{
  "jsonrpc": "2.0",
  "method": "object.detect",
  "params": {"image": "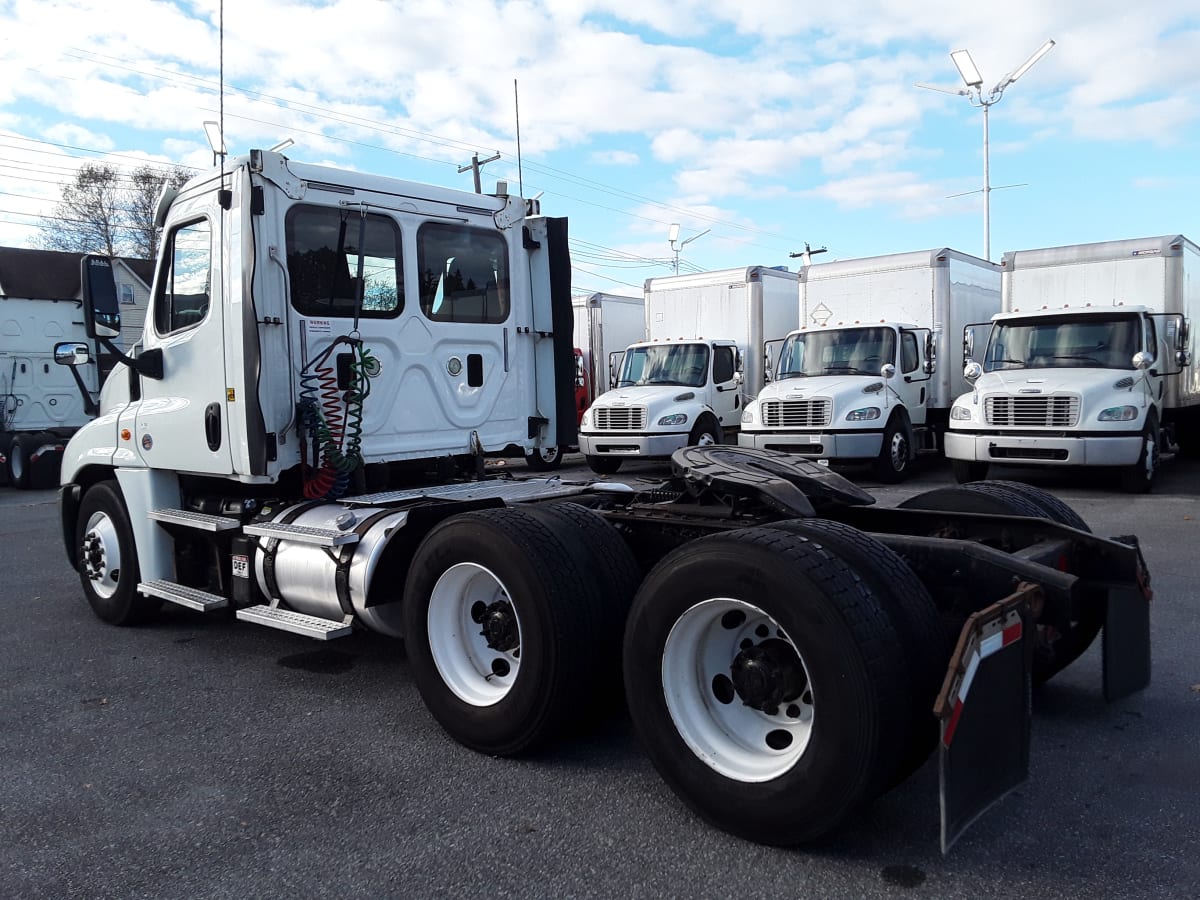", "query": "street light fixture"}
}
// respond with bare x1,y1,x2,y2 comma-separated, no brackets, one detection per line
919,39,1055,260
668,223,710,275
